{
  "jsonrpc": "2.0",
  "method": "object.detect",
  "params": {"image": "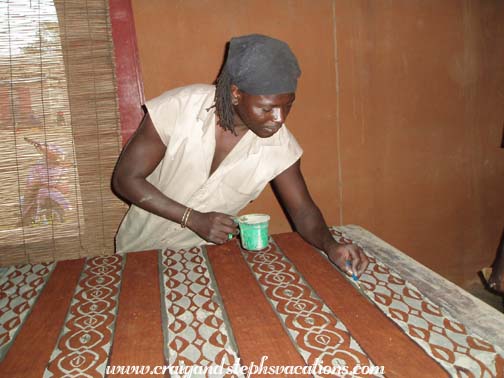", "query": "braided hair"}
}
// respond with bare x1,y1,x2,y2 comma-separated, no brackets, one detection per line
214,68,236,135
